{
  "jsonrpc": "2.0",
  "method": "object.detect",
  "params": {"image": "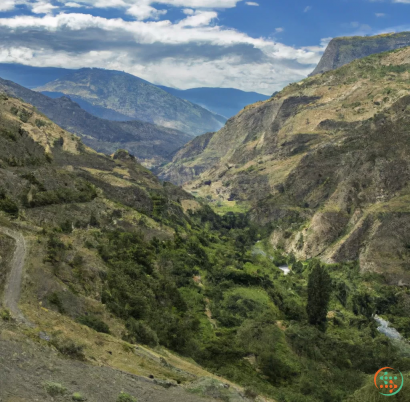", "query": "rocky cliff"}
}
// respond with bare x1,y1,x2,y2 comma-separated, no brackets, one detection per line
160,45,410,282
310,32,410,76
